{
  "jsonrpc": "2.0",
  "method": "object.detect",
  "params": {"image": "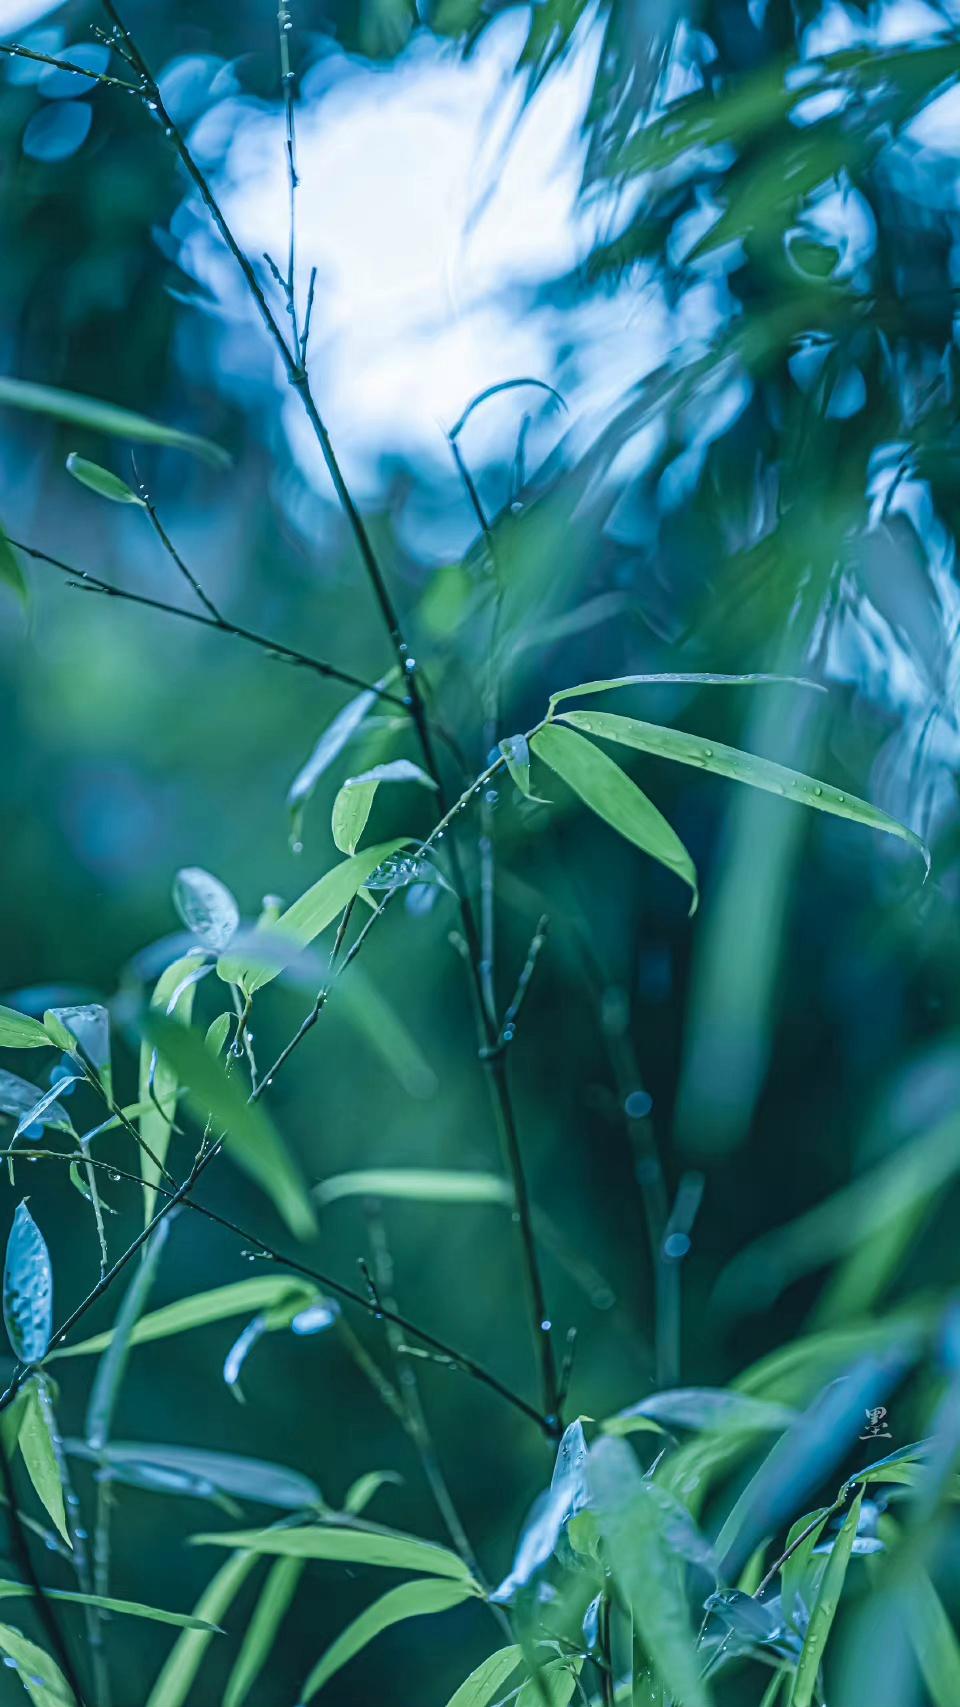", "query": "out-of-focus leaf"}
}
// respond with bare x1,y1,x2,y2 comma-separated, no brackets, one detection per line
332,760,435,856
218,841,408,994
559,710,929,873
343,1470,402,1515
54,1276,315,1359
139,951,204,1227
0,522,27,606
0,1008,49,1050
145,1550,257,1707
0,375,230,468
76,1443,321,1511
492,1419,589,1603
18,1379,70,1545
516,1661,581,1707
191,1525,476,1581
65,452,145,505
0,1070,70,1133
13,1077,83,1140
3,1201,53,1363
140,1013,316,1240
603,1389,795,1437
46,1003,110,1085
790,1488,863,1706
0,1581,220,1629
0,1620,77,1706
300,1577,476,1700
907,1570,960,1706
223,1556,303,1707
589,1435,710,1707
443,1646,522,1707
288,678,394,816
781,1507,831,1630
532,722,698,911
315,1169,509,1208
85,1219,171,1450
336,970,438,1099
173,868,239,952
